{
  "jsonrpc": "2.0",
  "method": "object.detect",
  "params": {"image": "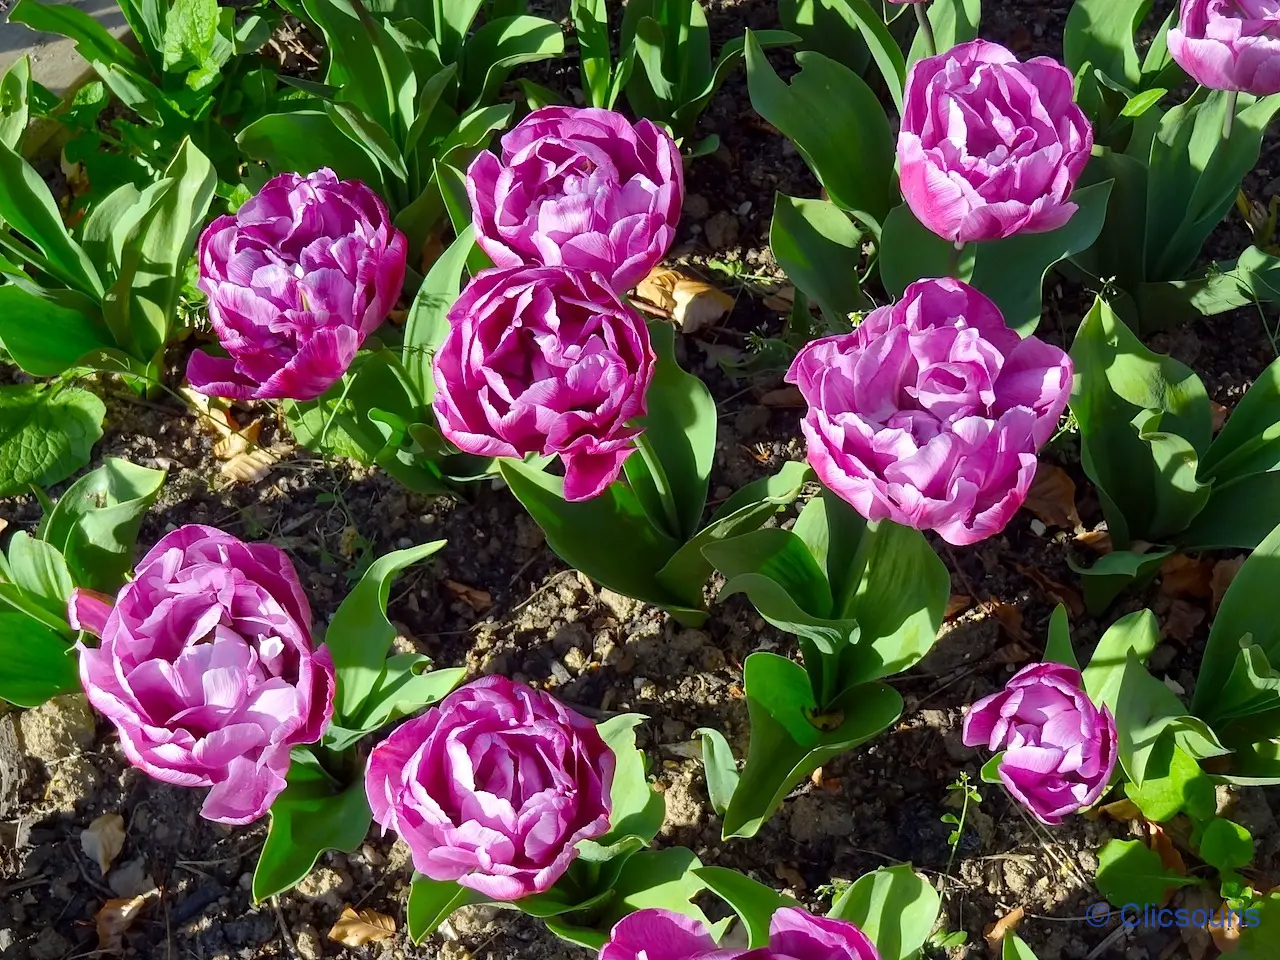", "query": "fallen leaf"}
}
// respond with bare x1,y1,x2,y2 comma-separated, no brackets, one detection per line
1179,888,1219,960
444,579,492,613
179,386,235,441
634,266,681,313
96,889,158,953
1211,401,1229,434
810,767,824,786
984,905,1025,949
81,813,126,875
759,386,804,408
1023,464,1081,531
672,277,734,334
774,862,807,892
1209,901,1244,954
987,600,1027,642
0,518,7,535
1210,558,1246,612
1075,528,1113,554
1090,797,1142,822
945,594,972,619
1162,599,1206,643
1016,564,1085,618
220,447,278,485
1159,554,1212,599
992,642,1032,665
213,417,262,461
1147,822,1187,876
762,285,796,312
328,906,396,946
